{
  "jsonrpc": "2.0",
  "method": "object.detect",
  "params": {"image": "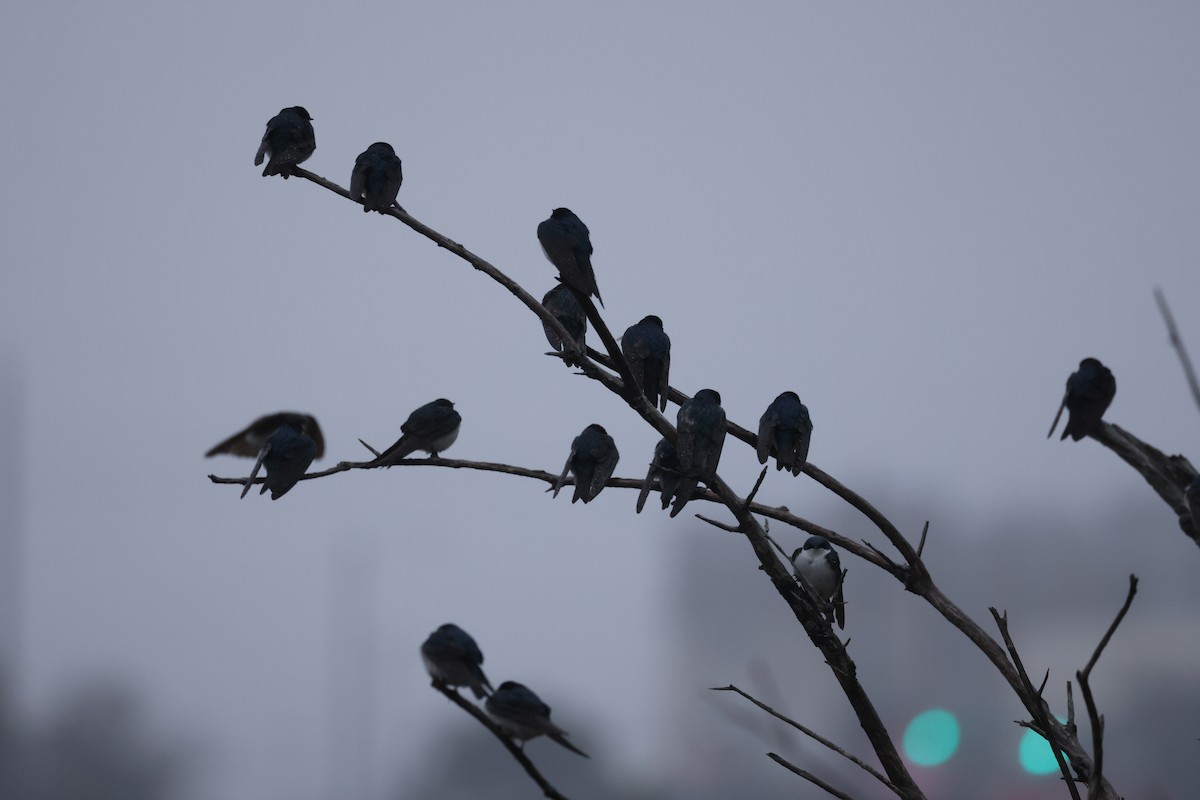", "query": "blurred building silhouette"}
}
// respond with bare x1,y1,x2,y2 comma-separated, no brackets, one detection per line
0,353,24,686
